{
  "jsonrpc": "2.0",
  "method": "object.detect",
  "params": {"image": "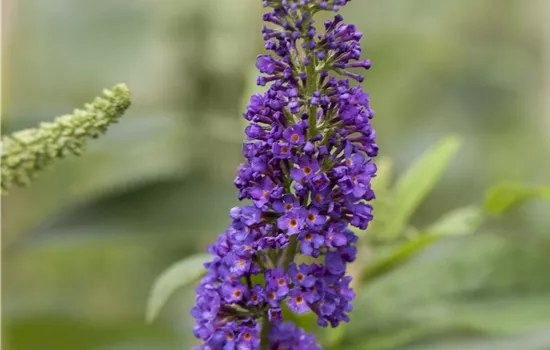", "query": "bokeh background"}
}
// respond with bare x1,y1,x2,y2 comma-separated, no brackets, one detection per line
2,0,550,349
